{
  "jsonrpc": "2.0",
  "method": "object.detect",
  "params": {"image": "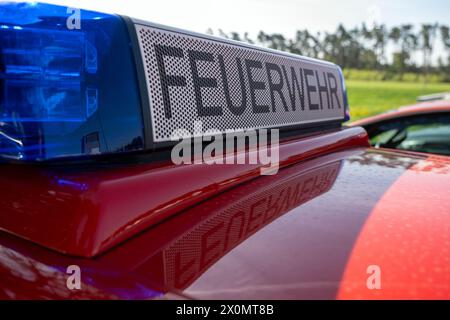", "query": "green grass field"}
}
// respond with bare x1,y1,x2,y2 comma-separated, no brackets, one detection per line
343,69,447,83
346,80,450,121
